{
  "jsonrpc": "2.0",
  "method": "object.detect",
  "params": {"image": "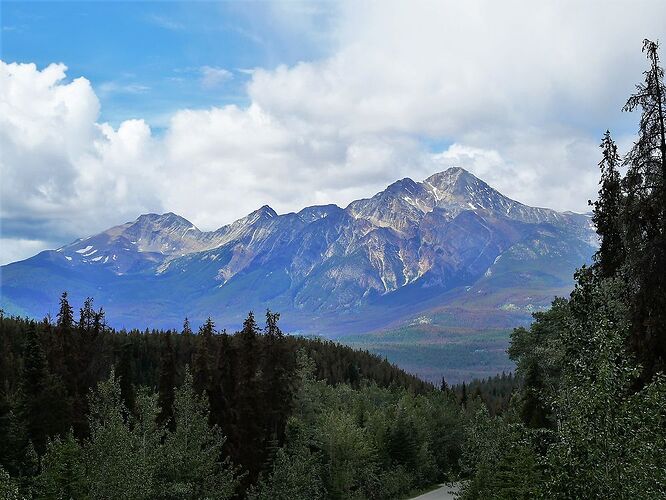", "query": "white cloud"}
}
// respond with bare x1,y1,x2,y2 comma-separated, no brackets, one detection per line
0,61,163,243
1,1,666,262
200,66,233,89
